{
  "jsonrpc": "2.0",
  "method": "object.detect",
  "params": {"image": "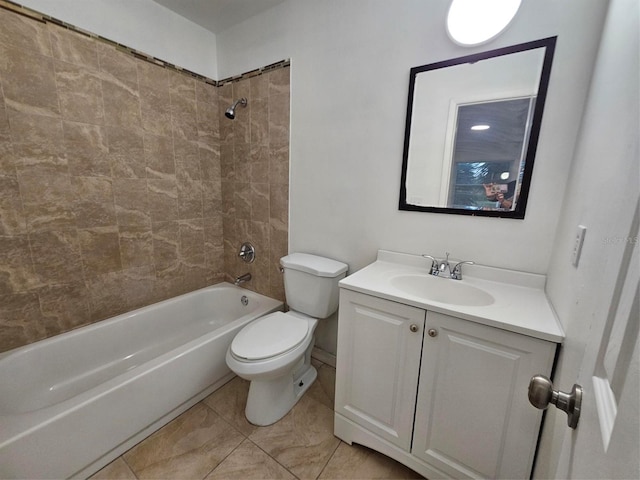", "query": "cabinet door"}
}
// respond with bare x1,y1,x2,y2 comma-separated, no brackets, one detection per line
335,289,425,450
412,311,556,479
